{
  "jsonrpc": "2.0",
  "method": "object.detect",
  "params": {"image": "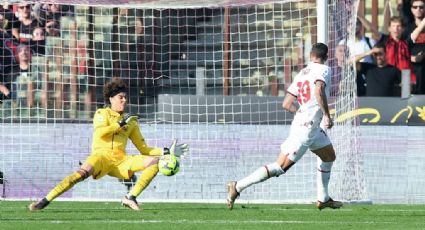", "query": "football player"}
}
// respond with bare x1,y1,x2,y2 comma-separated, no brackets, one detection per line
227,43,343,210
29,78,188,211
